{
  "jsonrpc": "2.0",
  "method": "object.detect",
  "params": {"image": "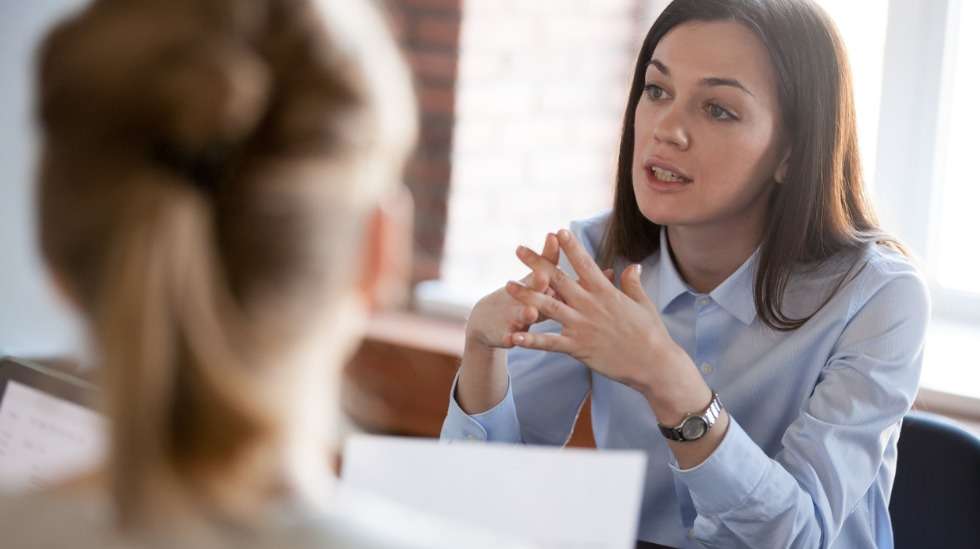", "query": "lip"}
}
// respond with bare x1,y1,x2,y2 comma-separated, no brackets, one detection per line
641,157,693,192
